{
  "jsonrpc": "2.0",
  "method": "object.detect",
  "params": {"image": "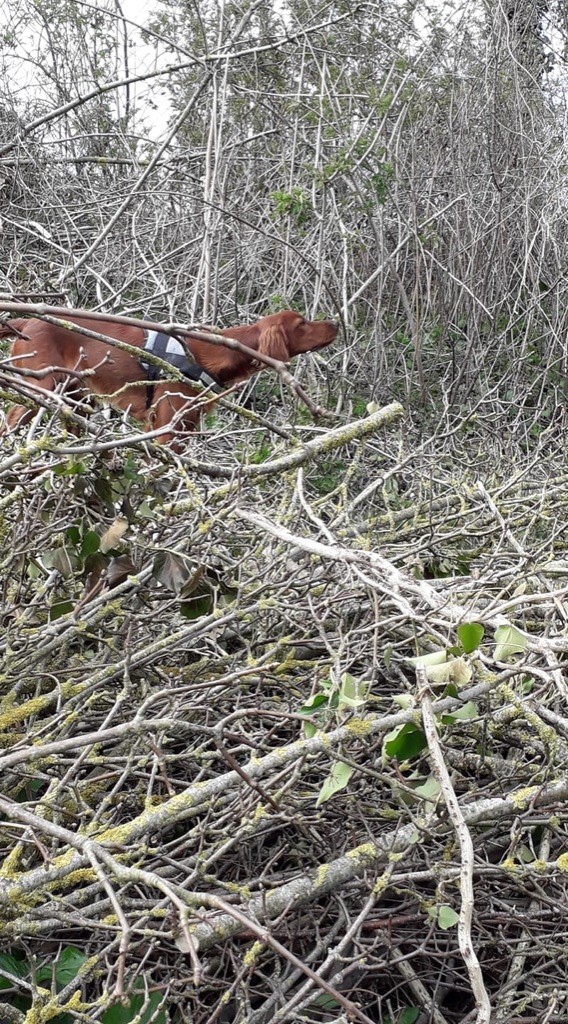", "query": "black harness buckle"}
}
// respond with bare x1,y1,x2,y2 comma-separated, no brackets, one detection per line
139,330,223,409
